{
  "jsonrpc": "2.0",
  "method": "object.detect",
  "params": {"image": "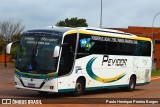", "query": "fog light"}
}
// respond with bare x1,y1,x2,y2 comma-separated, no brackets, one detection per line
50,86,54,90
